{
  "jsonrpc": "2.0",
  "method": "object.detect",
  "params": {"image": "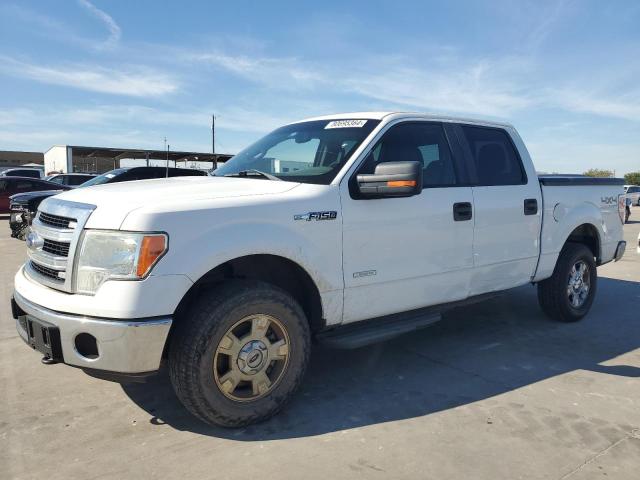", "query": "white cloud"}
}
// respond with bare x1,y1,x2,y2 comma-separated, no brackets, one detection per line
77,0,121,49
527,139,640,175
344,57,534,117
183,49,534,118
187,51,324,89
549,88,640,122
0,56,178,97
